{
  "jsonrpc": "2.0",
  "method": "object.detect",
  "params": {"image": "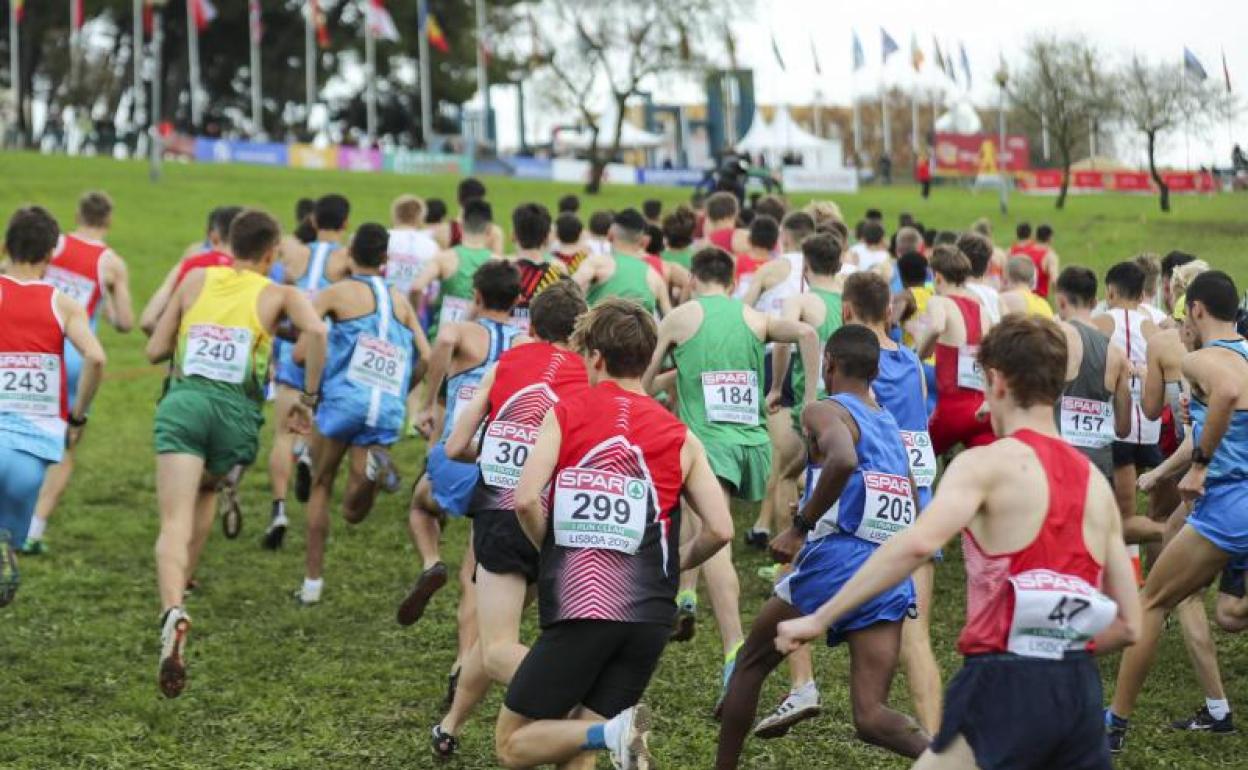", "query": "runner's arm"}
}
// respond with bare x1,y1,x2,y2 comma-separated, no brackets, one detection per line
641,312,680,396
741,262,775,307
678,431,733,570
1044,250,1060,297
392,286,434,364
291,286,336,365
916,297,947,361
766,316,820,405
1140,337,1166,422
1092,494,1143,655
58,293,106,421
648,268,672,317
139,264,181,336
409,249,454,293
445,366,494,461
515,410,561,548
101,252,134,333
769,296,803,409
571,254,604,291
282,287,329,394
1146,435,1192,483
1179,351,1243,498
146,271,199,364
794,402,859,531
418,323,459,413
